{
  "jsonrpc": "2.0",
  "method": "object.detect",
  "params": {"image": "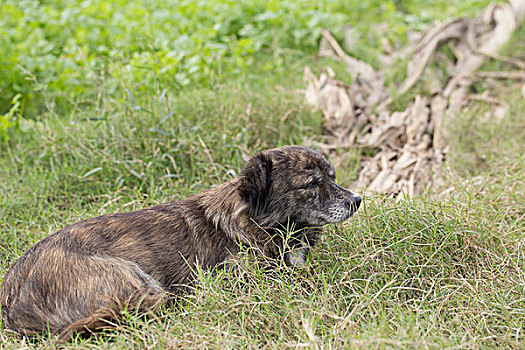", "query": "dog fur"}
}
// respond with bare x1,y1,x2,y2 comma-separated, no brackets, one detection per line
0,145,361,340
